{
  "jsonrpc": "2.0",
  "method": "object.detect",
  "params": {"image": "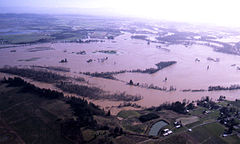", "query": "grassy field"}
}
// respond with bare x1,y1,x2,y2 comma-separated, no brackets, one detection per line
186,106,219,127
229,100,240,108
158,122,236,144
189,122,226,144
156,133,195,144
177,116,199,126
113,135,148,144
117,110,147,134
117,110,140,119
122,120,146,134
190,107,206,116
0,83,73,144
